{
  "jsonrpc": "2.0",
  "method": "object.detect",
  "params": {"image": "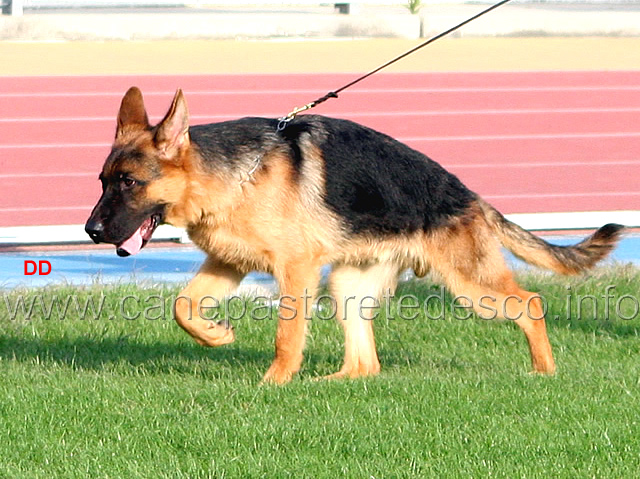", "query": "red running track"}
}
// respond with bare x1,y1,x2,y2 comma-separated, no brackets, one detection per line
1,71,639,227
